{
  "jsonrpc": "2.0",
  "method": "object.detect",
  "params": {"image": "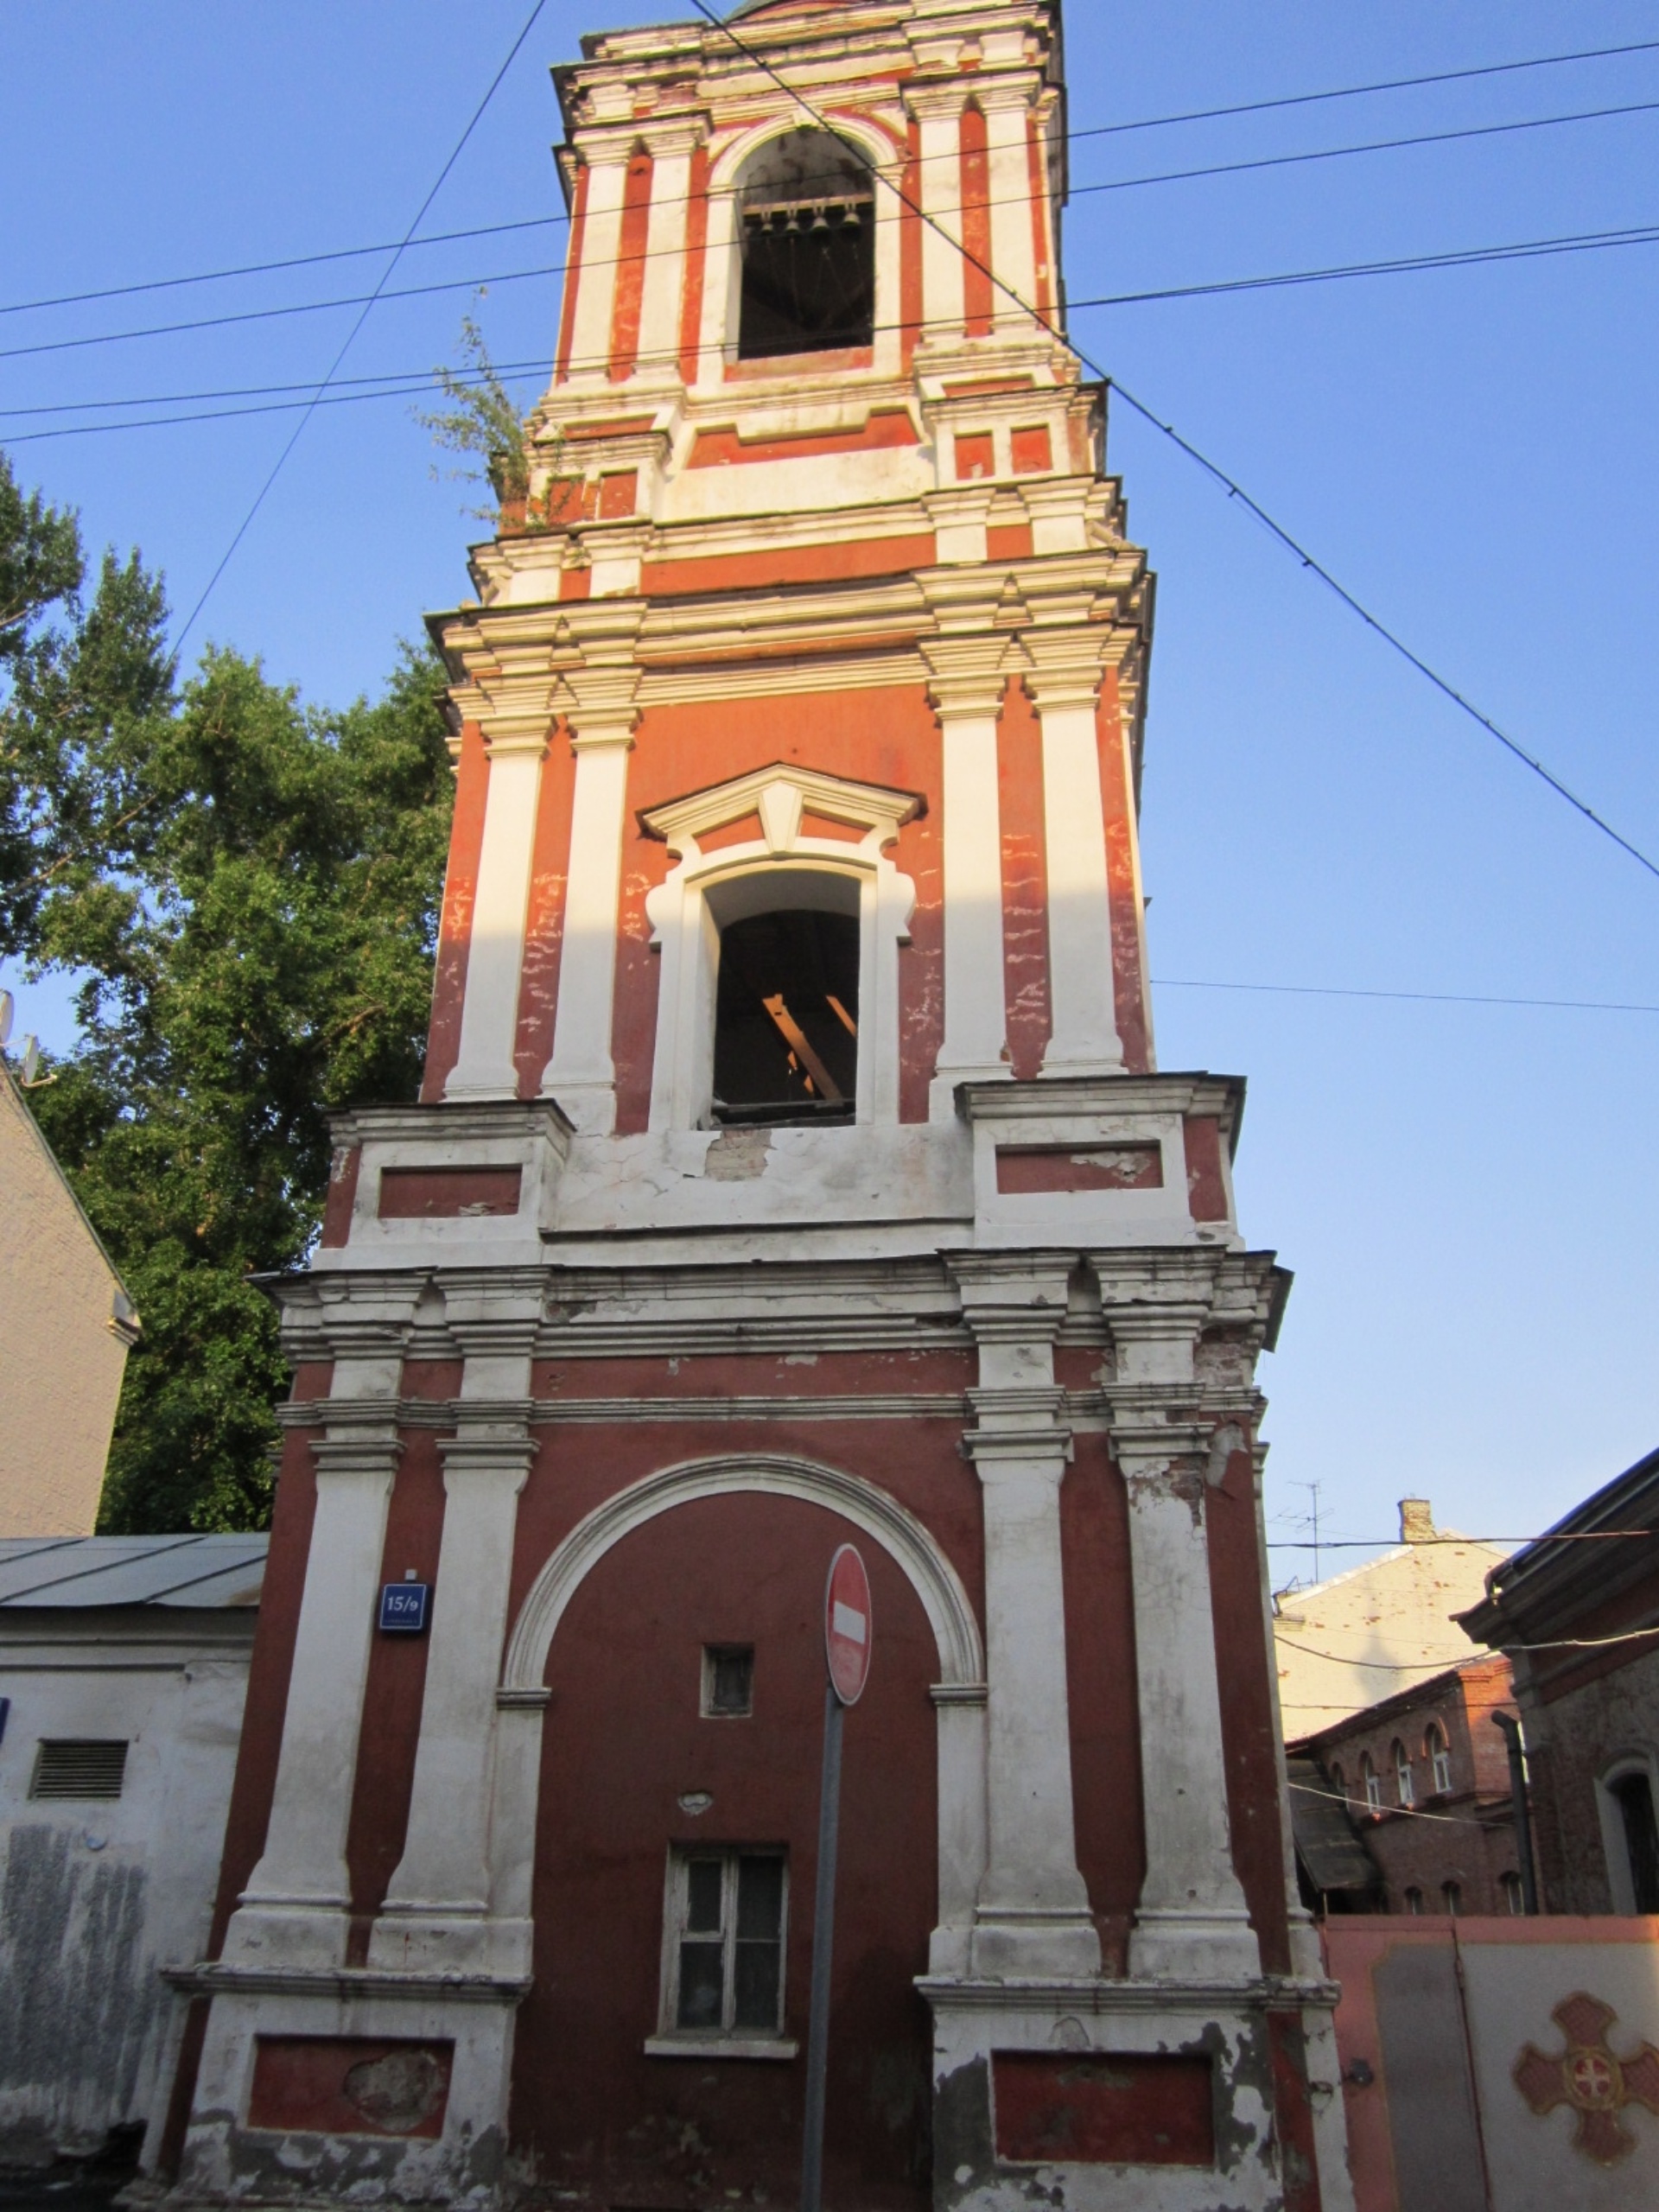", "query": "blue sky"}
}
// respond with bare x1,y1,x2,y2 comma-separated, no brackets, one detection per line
3,3,1656,1572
